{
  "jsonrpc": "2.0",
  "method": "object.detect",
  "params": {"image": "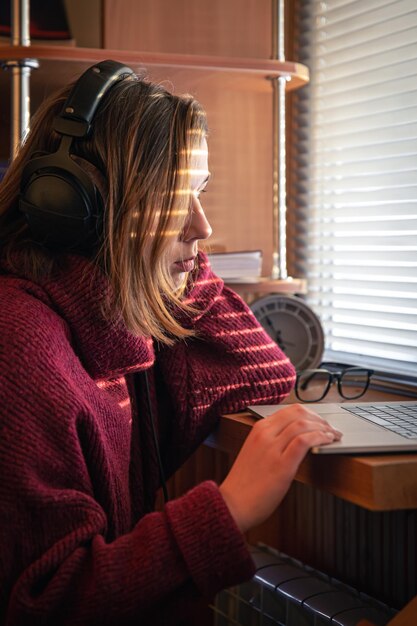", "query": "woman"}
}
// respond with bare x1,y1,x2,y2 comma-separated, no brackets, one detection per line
0,61,341,625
